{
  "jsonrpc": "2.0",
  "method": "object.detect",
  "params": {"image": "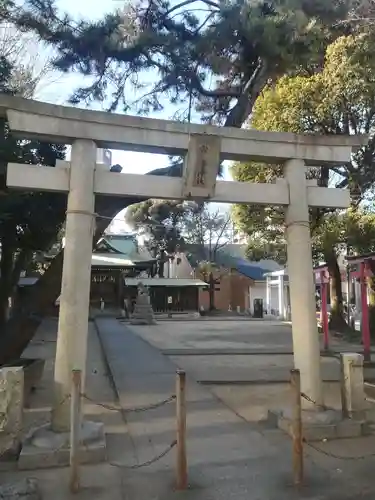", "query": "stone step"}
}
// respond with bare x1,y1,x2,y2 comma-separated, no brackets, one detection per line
269,409,369,441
